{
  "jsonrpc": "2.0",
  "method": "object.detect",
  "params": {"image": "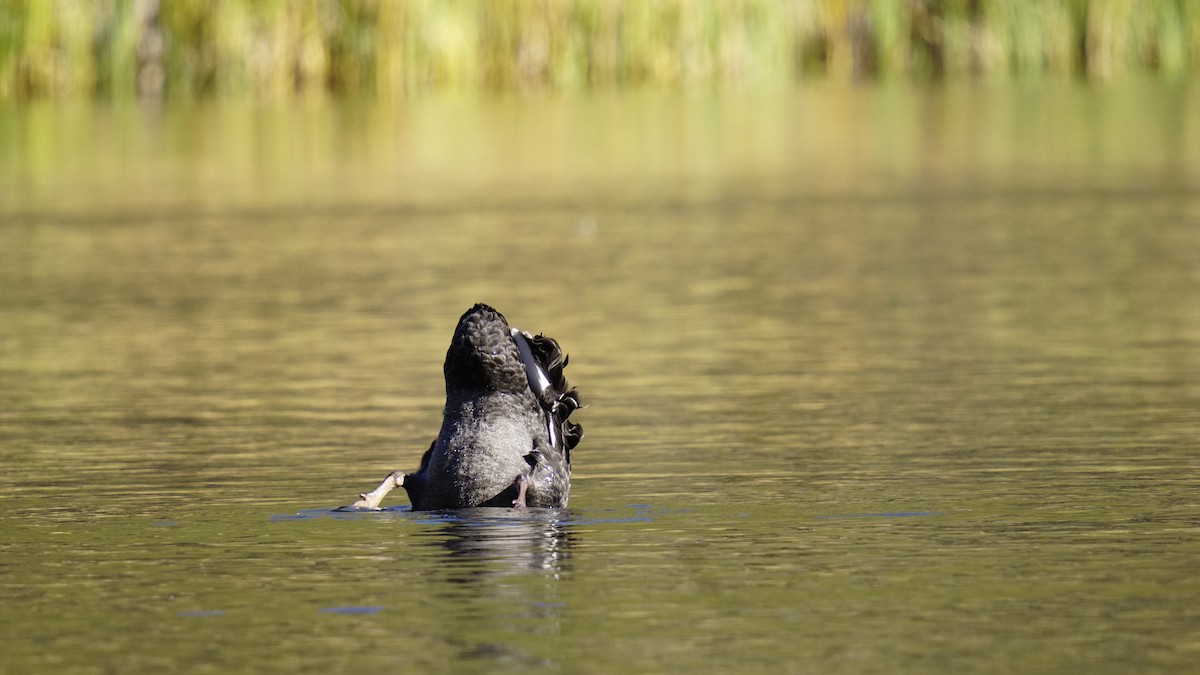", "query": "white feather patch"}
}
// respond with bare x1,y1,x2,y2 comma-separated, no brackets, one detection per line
510,328,552,398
